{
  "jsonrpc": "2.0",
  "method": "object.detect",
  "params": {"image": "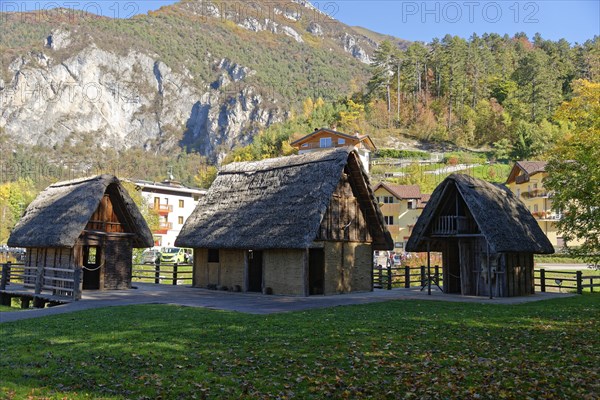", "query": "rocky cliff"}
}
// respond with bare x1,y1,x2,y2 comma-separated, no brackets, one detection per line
0,0,400,161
